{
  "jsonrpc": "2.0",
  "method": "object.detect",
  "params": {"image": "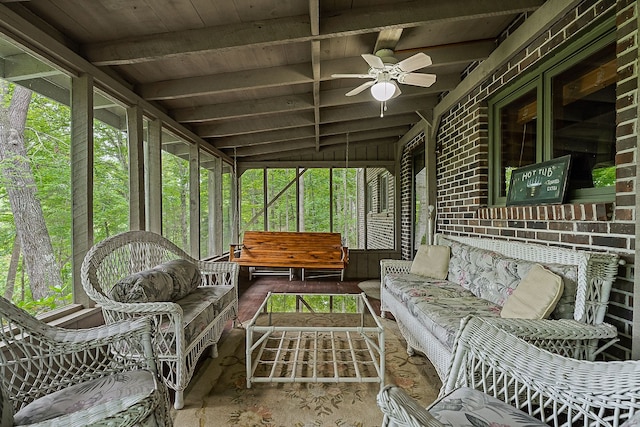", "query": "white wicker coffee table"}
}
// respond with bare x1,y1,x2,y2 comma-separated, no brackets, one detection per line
245,292,385,389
